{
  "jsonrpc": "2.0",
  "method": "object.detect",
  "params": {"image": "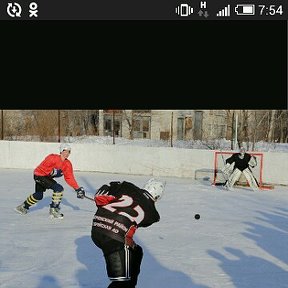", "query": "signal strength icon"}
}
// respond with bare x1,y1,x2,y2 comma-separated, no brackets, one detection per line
216,4,230,16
